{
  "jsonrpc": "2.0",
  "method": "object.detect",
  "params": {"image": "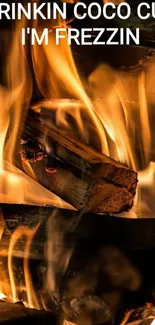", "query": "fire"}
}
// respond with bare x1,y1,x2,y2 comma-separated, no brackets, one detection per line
0,211,42,308
0,18,72,209
0,2,154,320
8,224,41,308
63,321,76,325
32,21,109,154
88,61,155,218
103,1,125,3
0,16,74,312
61,0,78,3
